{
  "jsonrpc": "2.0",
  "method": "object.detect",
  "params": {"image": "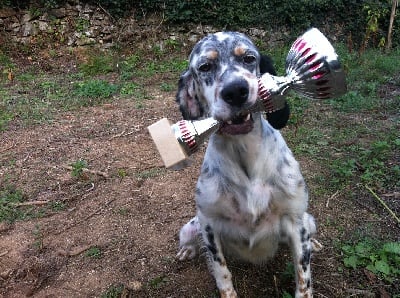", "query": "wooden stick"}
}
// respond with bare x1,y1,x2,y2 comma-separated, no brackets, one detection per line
365,185,400,224
63,165,109,178
13,200,49,207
